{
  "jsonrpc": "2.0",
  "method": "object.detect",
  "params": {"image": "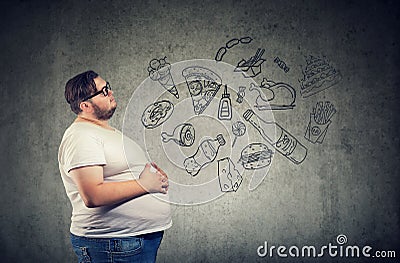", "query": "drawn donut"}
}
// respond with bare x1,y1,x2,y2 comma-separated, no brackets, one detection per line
141,100,174,129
